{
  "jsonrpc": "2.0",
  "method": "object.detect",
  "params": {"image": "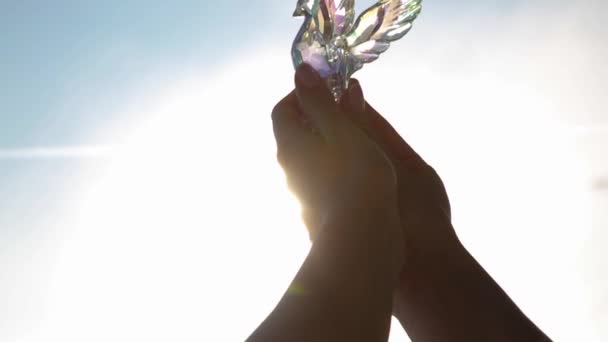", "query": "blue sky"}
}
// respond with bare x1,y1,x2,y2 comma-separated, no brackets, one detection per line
0,0,283,240
0,0,560,147
1,1,607,341
1,1,270,147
